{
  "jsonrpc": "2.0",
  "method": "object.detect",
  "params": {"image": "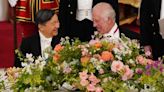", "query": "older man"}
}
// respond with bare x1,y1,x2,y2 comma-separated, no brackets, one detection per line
92,2,119,38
